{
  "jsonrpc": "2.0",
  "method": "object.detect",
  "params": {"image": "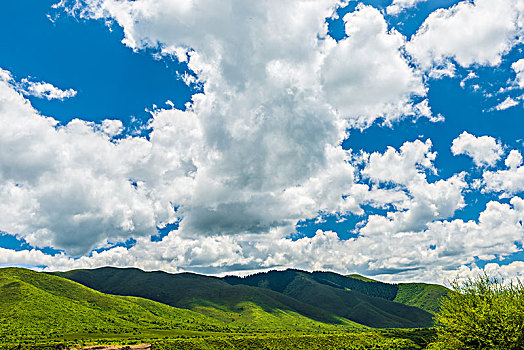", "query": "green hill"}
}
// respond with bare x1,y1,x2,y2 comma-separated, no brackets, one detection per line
394,283,449,315
0,267,225,343
224,270,433,328
57,267,439,329
346,274,380,283
54,267,362,331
